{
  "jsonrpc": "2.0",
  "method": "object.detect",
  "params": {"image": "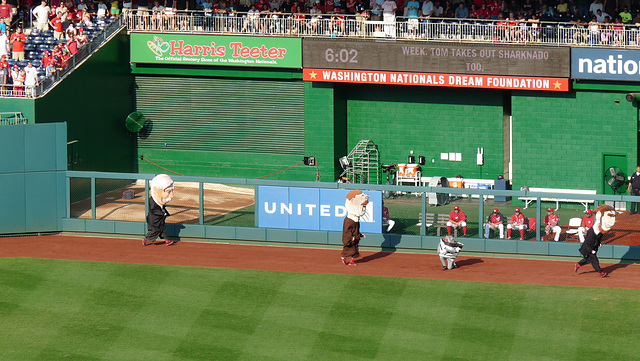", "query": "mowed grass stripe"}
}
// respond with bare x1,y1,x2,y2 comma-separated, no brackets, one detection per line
0,258,639,361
